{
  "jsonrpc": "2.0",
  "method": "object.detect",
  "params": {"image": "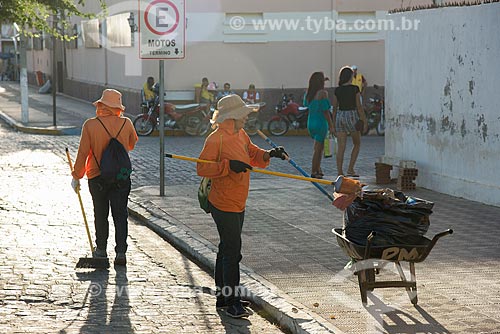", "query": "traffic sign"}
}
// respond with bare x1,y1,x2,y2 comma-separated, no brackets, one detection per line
139,0,185,59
